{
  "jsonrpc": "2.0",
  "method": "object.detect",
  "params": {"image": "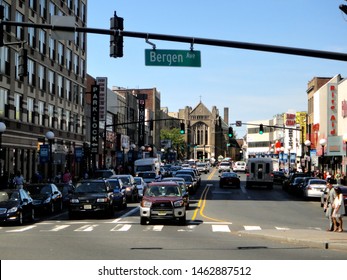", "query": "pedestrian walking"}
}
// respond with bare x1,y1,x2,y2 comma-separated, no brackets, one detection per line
13,170,25,189
332,186,345,232
324,179,337,231
62,168,72,183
